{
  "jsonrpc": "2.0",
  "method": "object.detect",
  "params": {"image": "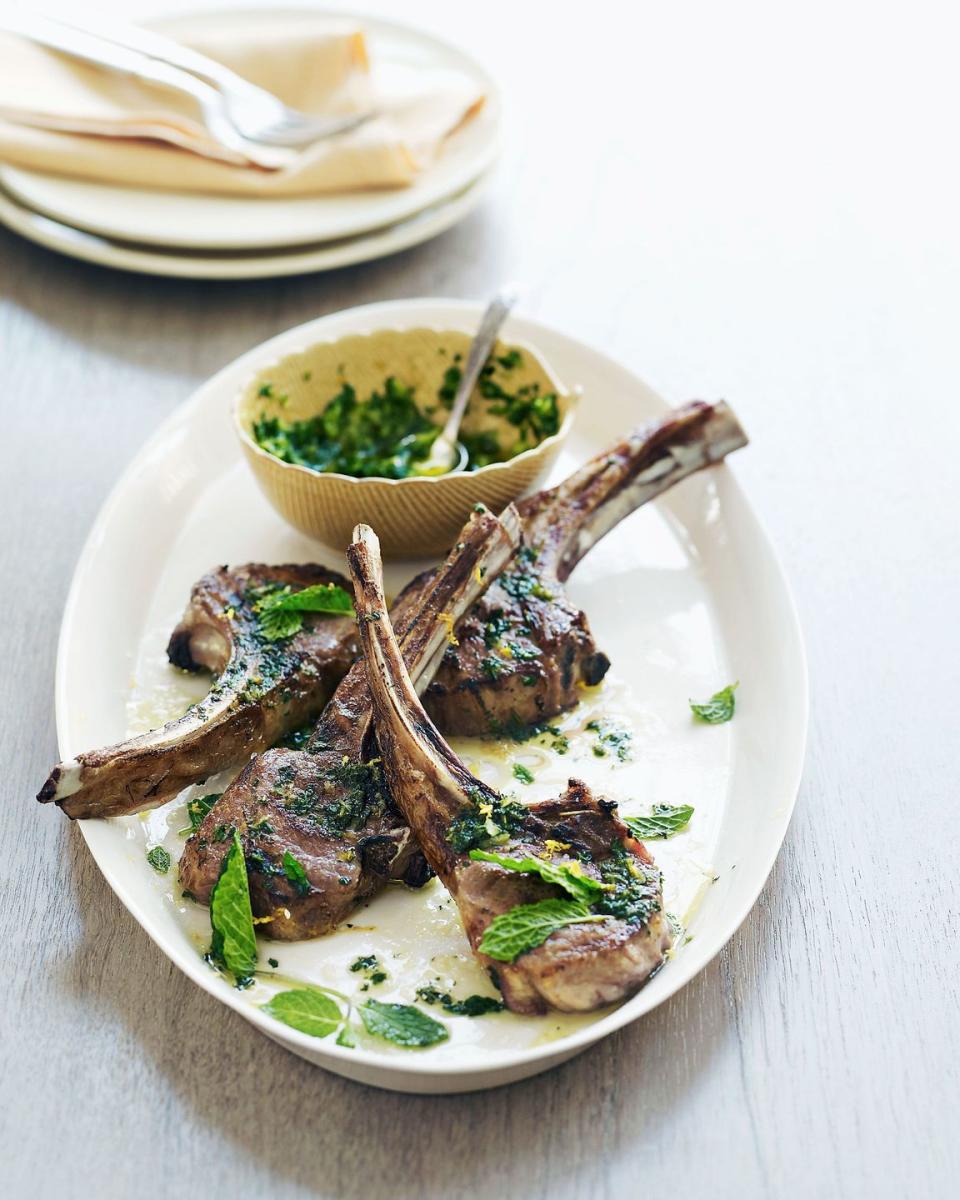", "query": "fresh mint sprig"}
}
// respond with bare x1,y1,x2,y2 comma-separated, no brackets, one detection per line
478,898,606,962
689,682,739,723
255,582,353,642
262,988,343,1039
468,848,608,904
209,831,257,985
358,1000,449,1047
146,846,171,874
261,987,447,1049
624,804,695,839
178,791,221,835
